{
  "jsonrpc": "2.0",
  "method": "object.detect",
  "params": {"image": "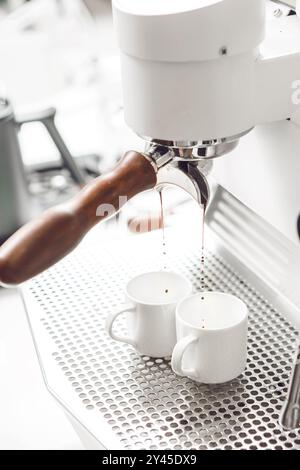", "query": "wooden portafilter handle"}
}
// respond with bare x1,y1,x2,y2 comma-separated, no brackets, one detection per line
0,151,157,286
